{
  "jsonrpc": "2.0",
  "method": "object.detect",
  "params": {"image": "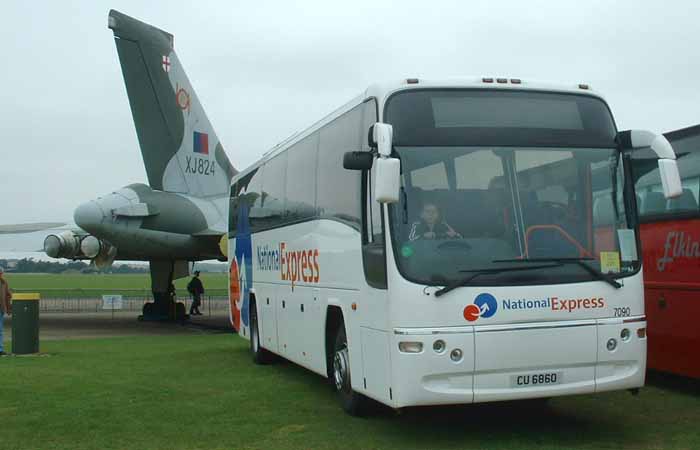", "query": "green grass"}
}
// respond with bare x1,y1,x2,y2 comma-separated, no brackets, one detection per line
1,334,699,450
6,273,228,298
